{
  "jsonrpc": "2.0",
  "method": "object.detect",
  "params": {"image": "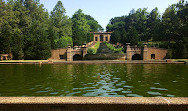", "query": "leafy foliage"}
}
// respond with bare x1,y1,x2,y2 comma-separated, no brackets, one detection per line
0,0,103,60
104,42,123,53
85,15,103,32
72,9,91,46
87,42,100,54
107,0,188,58
49,1,72,49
